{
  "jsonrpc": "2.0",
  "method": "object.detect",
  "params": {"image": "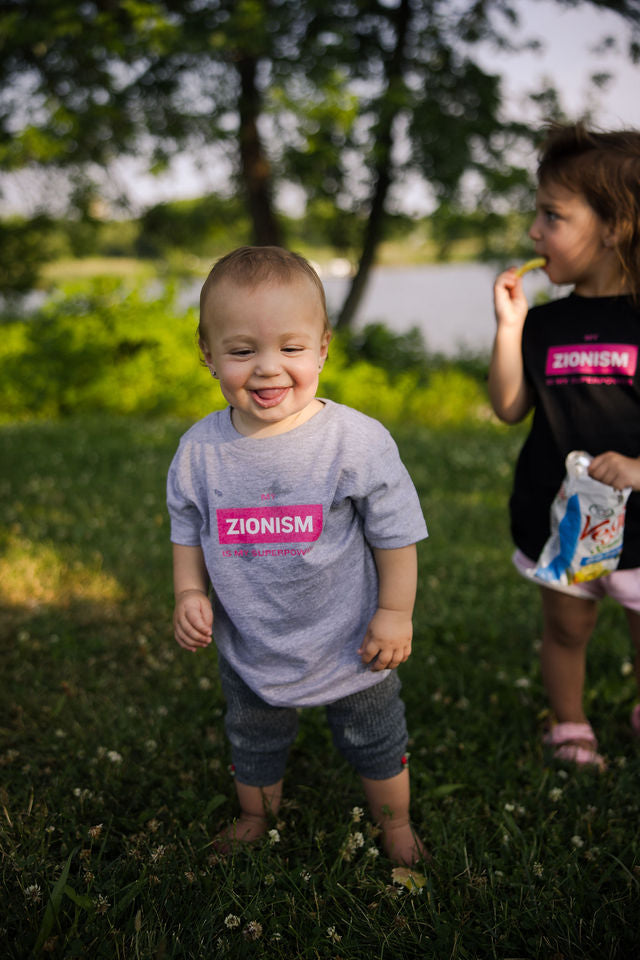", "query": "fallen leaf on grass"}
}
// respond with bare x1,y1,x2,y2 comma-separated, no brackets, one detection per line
391,867,426,890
